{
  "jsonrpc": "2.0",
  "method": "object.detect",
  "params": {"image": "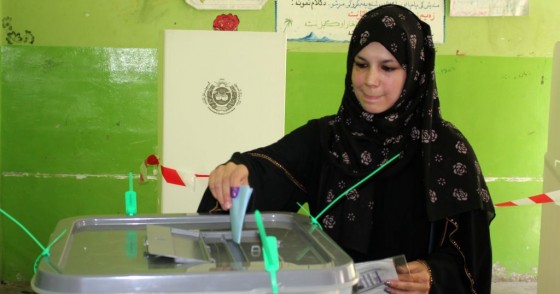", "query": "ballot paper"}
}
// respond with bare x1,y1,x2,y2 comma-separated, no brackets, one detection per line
229,185,253,244
161,30,286,213
354,255,409,294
